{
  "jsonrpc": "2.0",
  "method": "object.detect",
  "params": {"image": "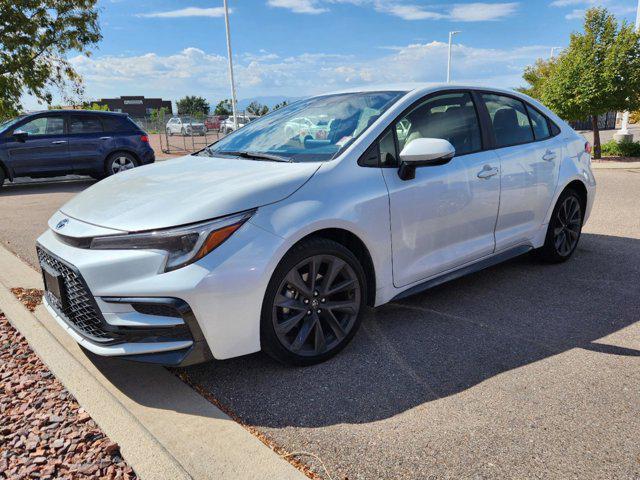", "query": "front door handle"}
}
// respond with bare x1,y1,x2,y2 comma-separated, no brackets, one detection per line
51,140,67,145
542,150,557,161
477,165,499,179
100,136,112,140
